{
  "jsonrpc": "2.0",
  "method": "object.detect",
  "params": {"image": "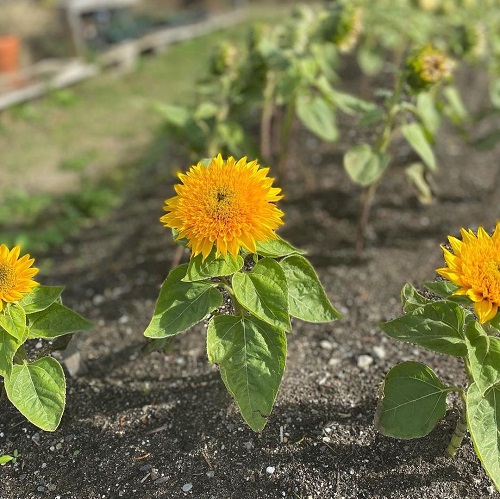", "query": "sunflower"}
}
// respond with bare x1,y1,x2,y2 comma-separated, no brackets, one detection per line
436,222,500,323
0,244,39,311
161,154,284,261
